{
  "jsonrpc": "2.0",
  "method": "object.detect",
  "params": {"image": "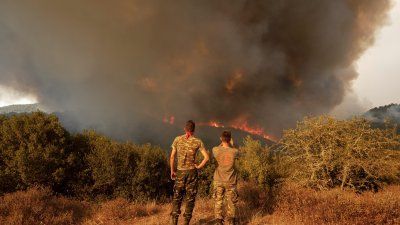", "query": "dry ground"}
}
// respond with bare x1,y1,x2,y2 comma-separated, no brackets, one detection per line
1,184,399,225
